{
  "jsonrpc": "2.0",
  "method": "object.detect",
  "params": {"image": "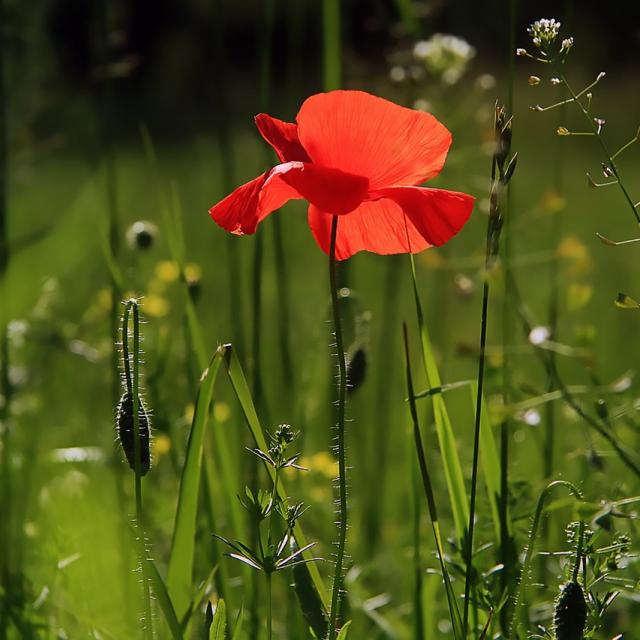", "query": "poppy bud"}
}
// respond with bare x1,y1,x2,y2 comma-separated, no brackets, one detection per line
126,221,157,251
554,581,587,640
346,346,367,395
116,391,151,476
